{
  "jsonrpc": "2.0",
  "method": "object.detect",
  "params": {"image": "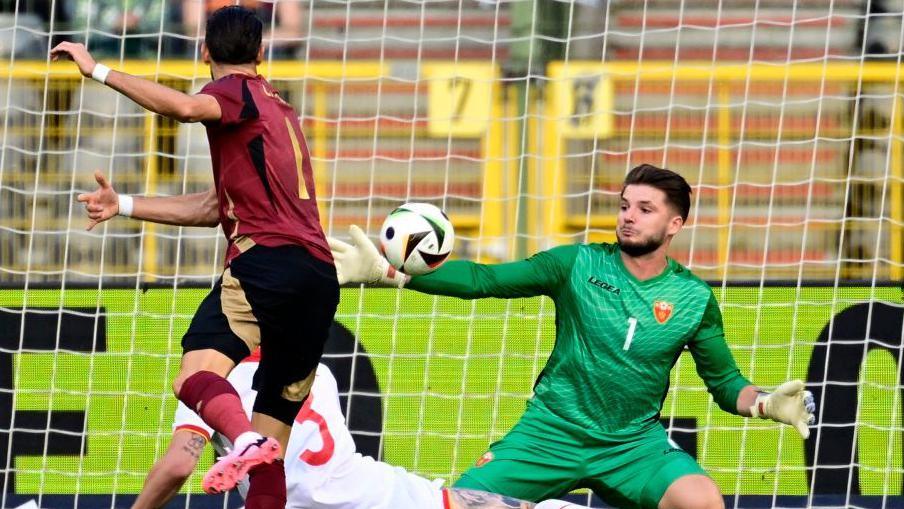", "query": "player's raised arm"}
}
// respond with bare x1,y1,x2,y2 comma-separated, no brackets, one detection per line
76,171,219,230
49,41,221,123
329,225,576,299
688,292,816,438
